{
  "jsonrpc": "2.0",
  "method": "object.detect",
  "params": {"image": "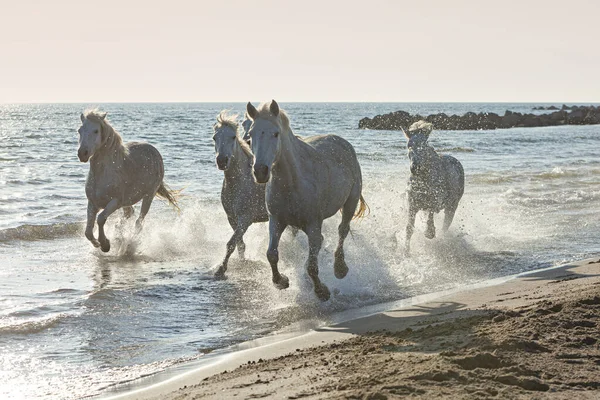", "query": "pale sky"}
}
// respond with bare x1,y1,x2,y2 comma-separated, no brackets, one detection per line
1,0,598,103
